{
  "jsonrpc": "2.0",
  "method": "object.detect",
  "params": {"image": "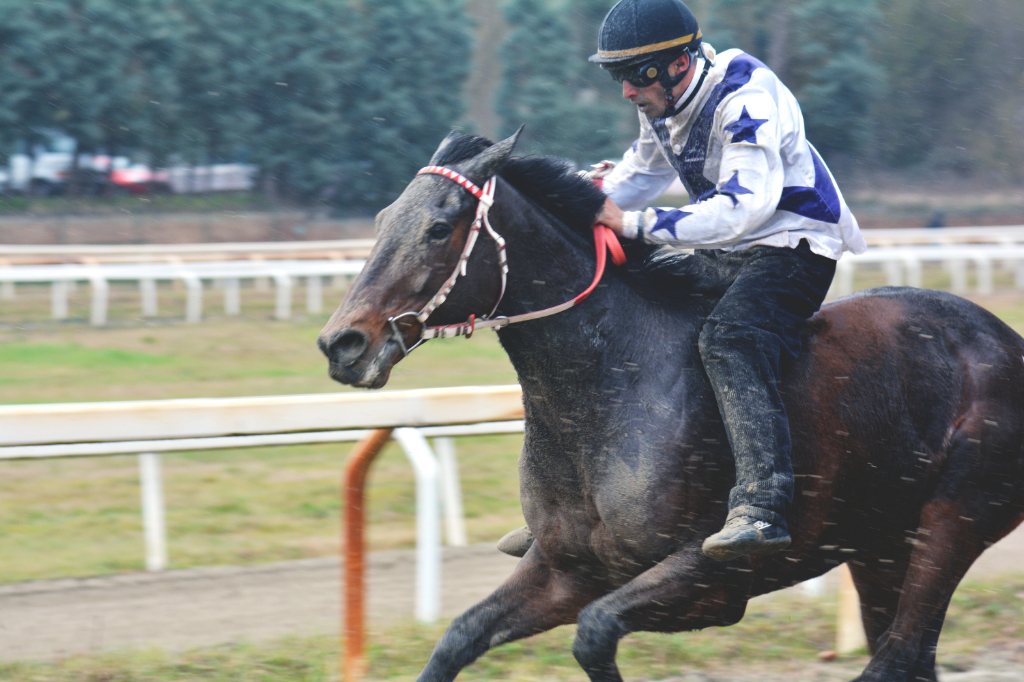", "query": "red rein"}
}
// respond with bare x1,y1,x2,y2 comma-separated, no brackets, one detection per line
575,224,627,305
